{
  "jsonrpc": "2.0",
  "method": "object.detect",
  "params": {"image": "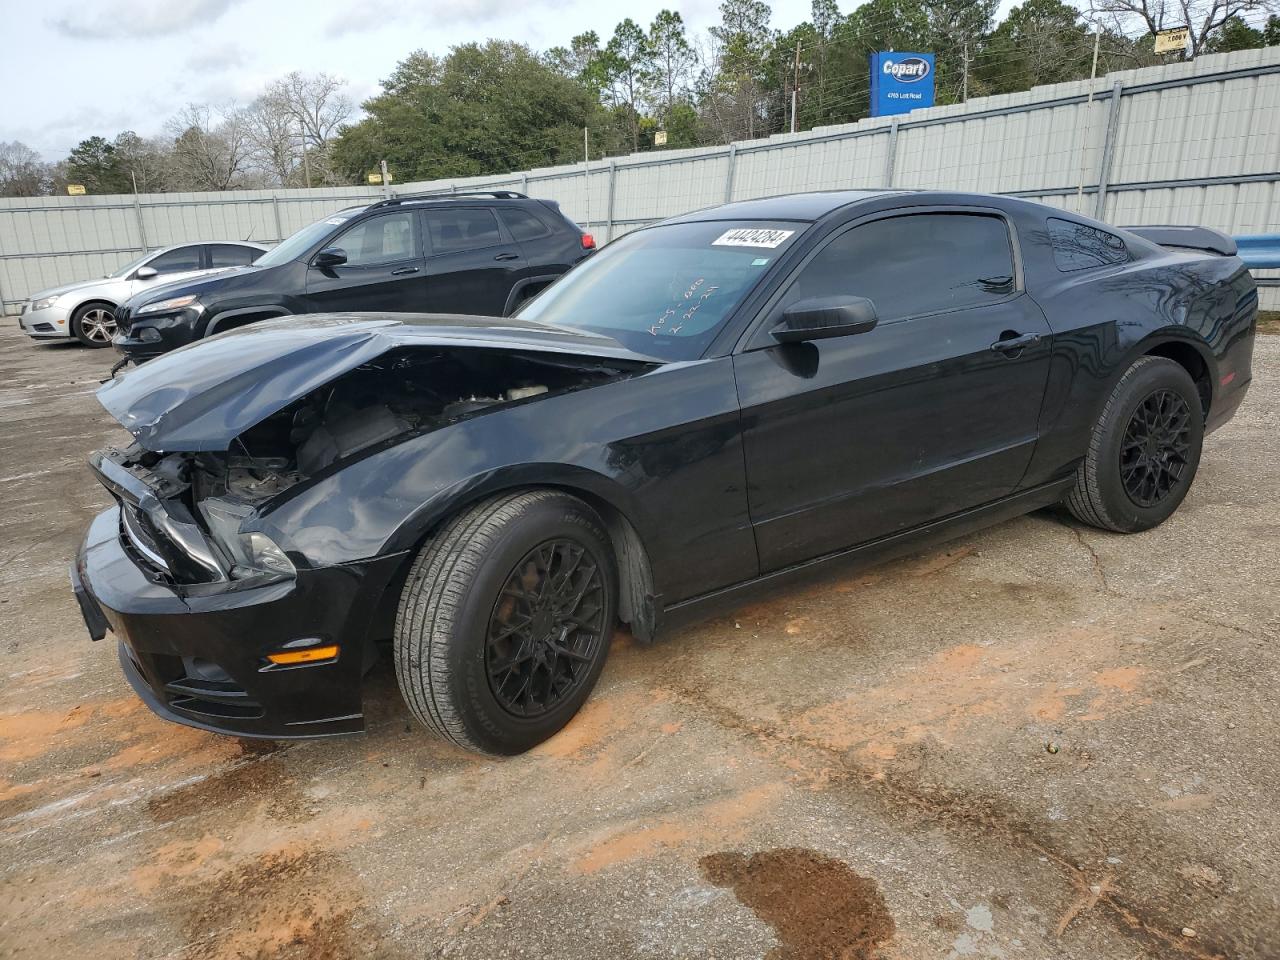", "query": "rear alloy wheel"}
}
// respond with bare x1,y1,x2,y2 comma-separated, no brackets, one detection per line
71,303,117,347
394,490,617,755
1065,356,1204,532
